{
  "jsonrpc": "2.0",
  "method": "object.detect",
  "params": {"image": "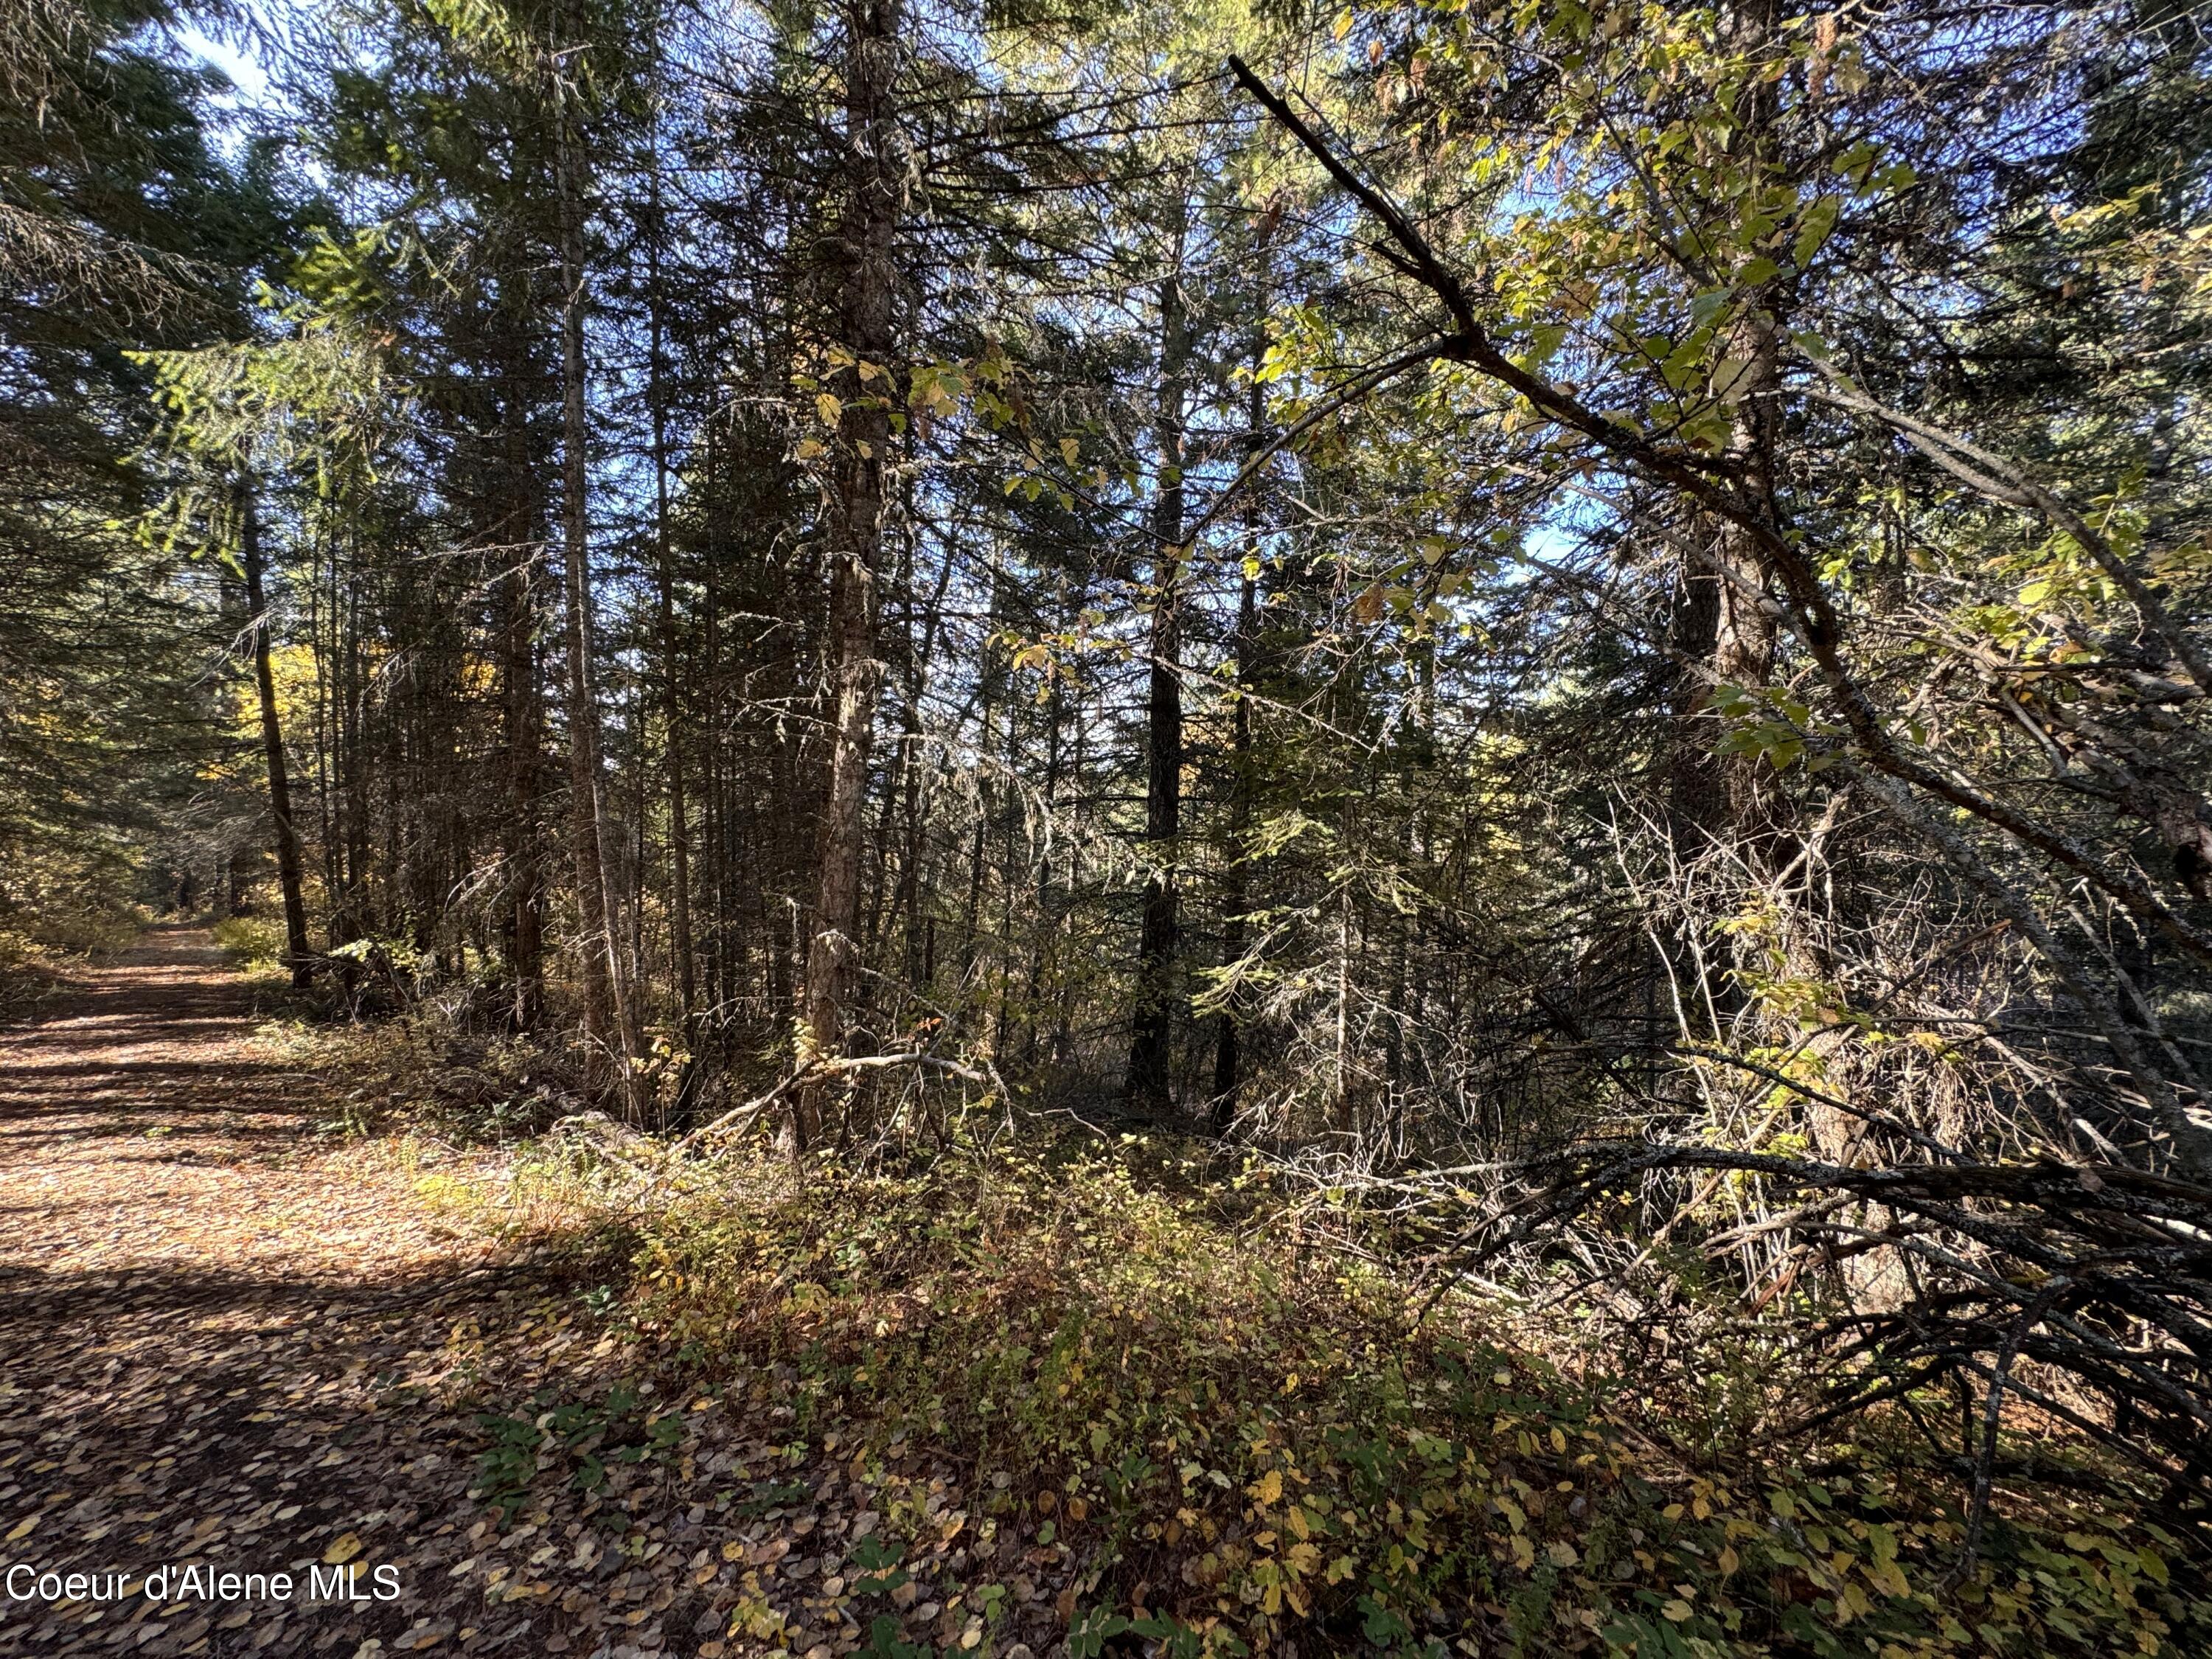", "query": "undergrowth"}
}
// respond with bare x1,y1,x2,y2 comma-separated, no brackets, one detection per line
250,1004,582,1144
0,903,142,1015
212,913,286,967
498,1132,2211,1659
